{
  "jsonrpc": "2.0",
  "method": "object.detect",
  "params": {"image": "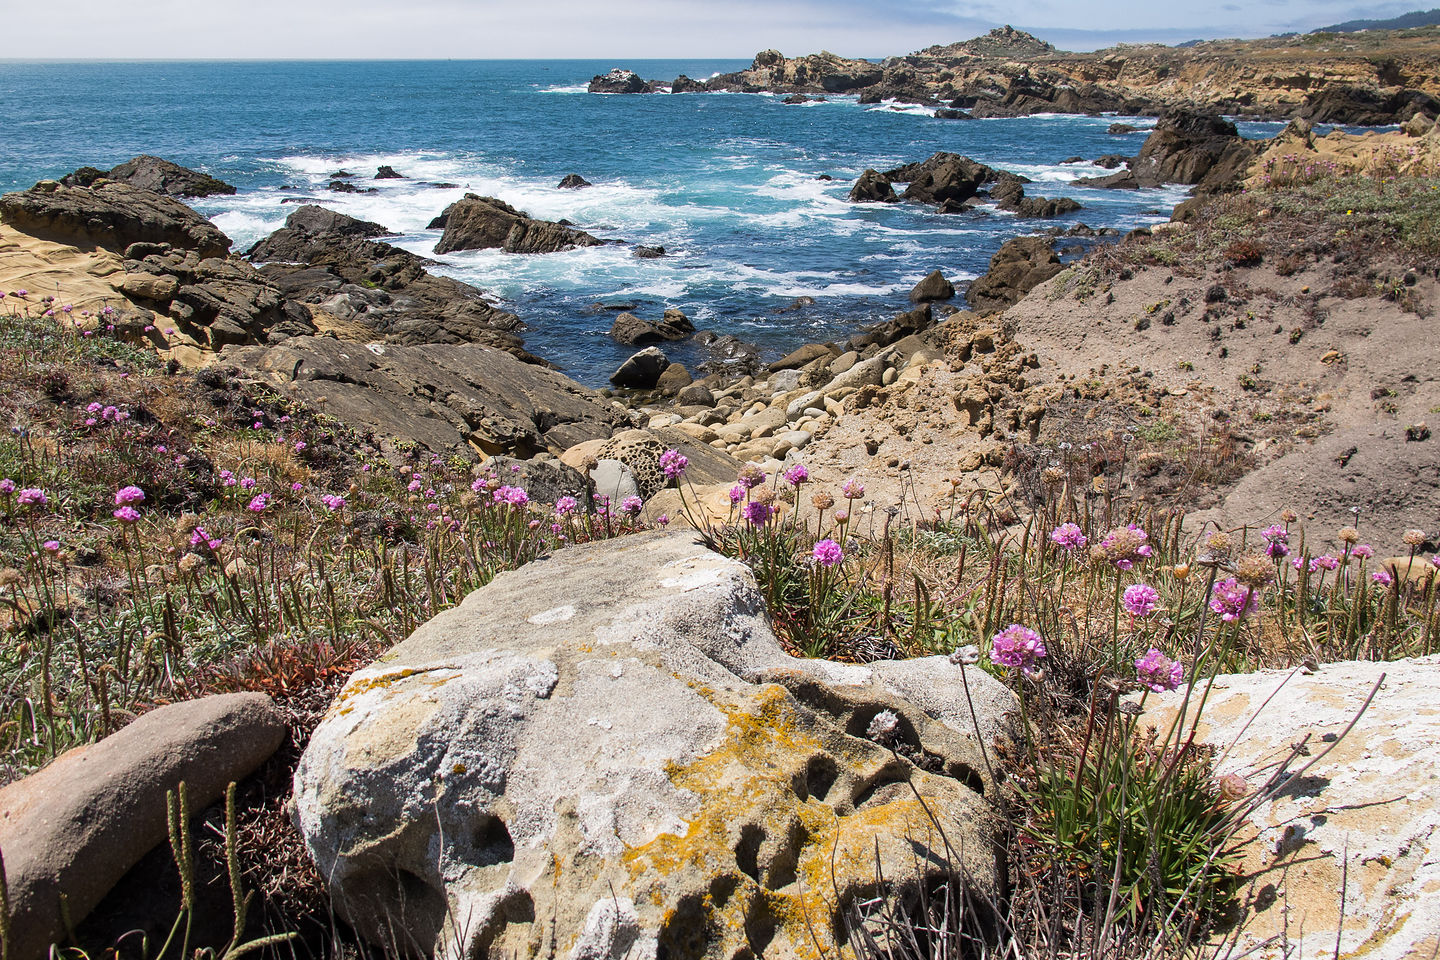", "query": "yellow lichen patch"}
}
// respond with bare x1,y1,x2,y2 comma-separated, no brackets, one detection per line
622,683,962,960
